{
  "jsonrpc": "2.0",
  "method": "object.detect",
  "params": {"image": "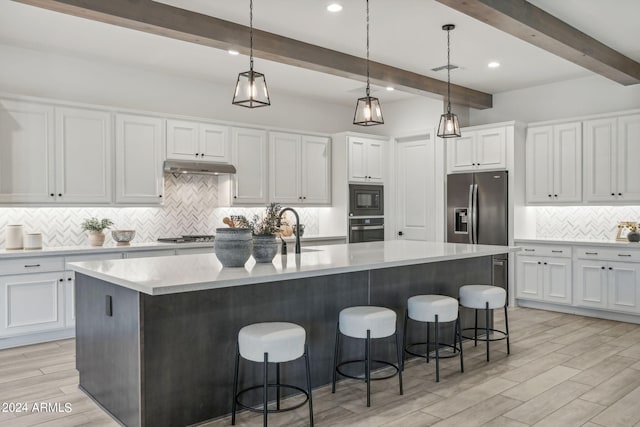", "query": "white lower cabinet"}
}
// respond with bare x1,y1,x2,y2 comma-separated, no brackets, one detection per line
575,259,640,313
516,253,571,305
